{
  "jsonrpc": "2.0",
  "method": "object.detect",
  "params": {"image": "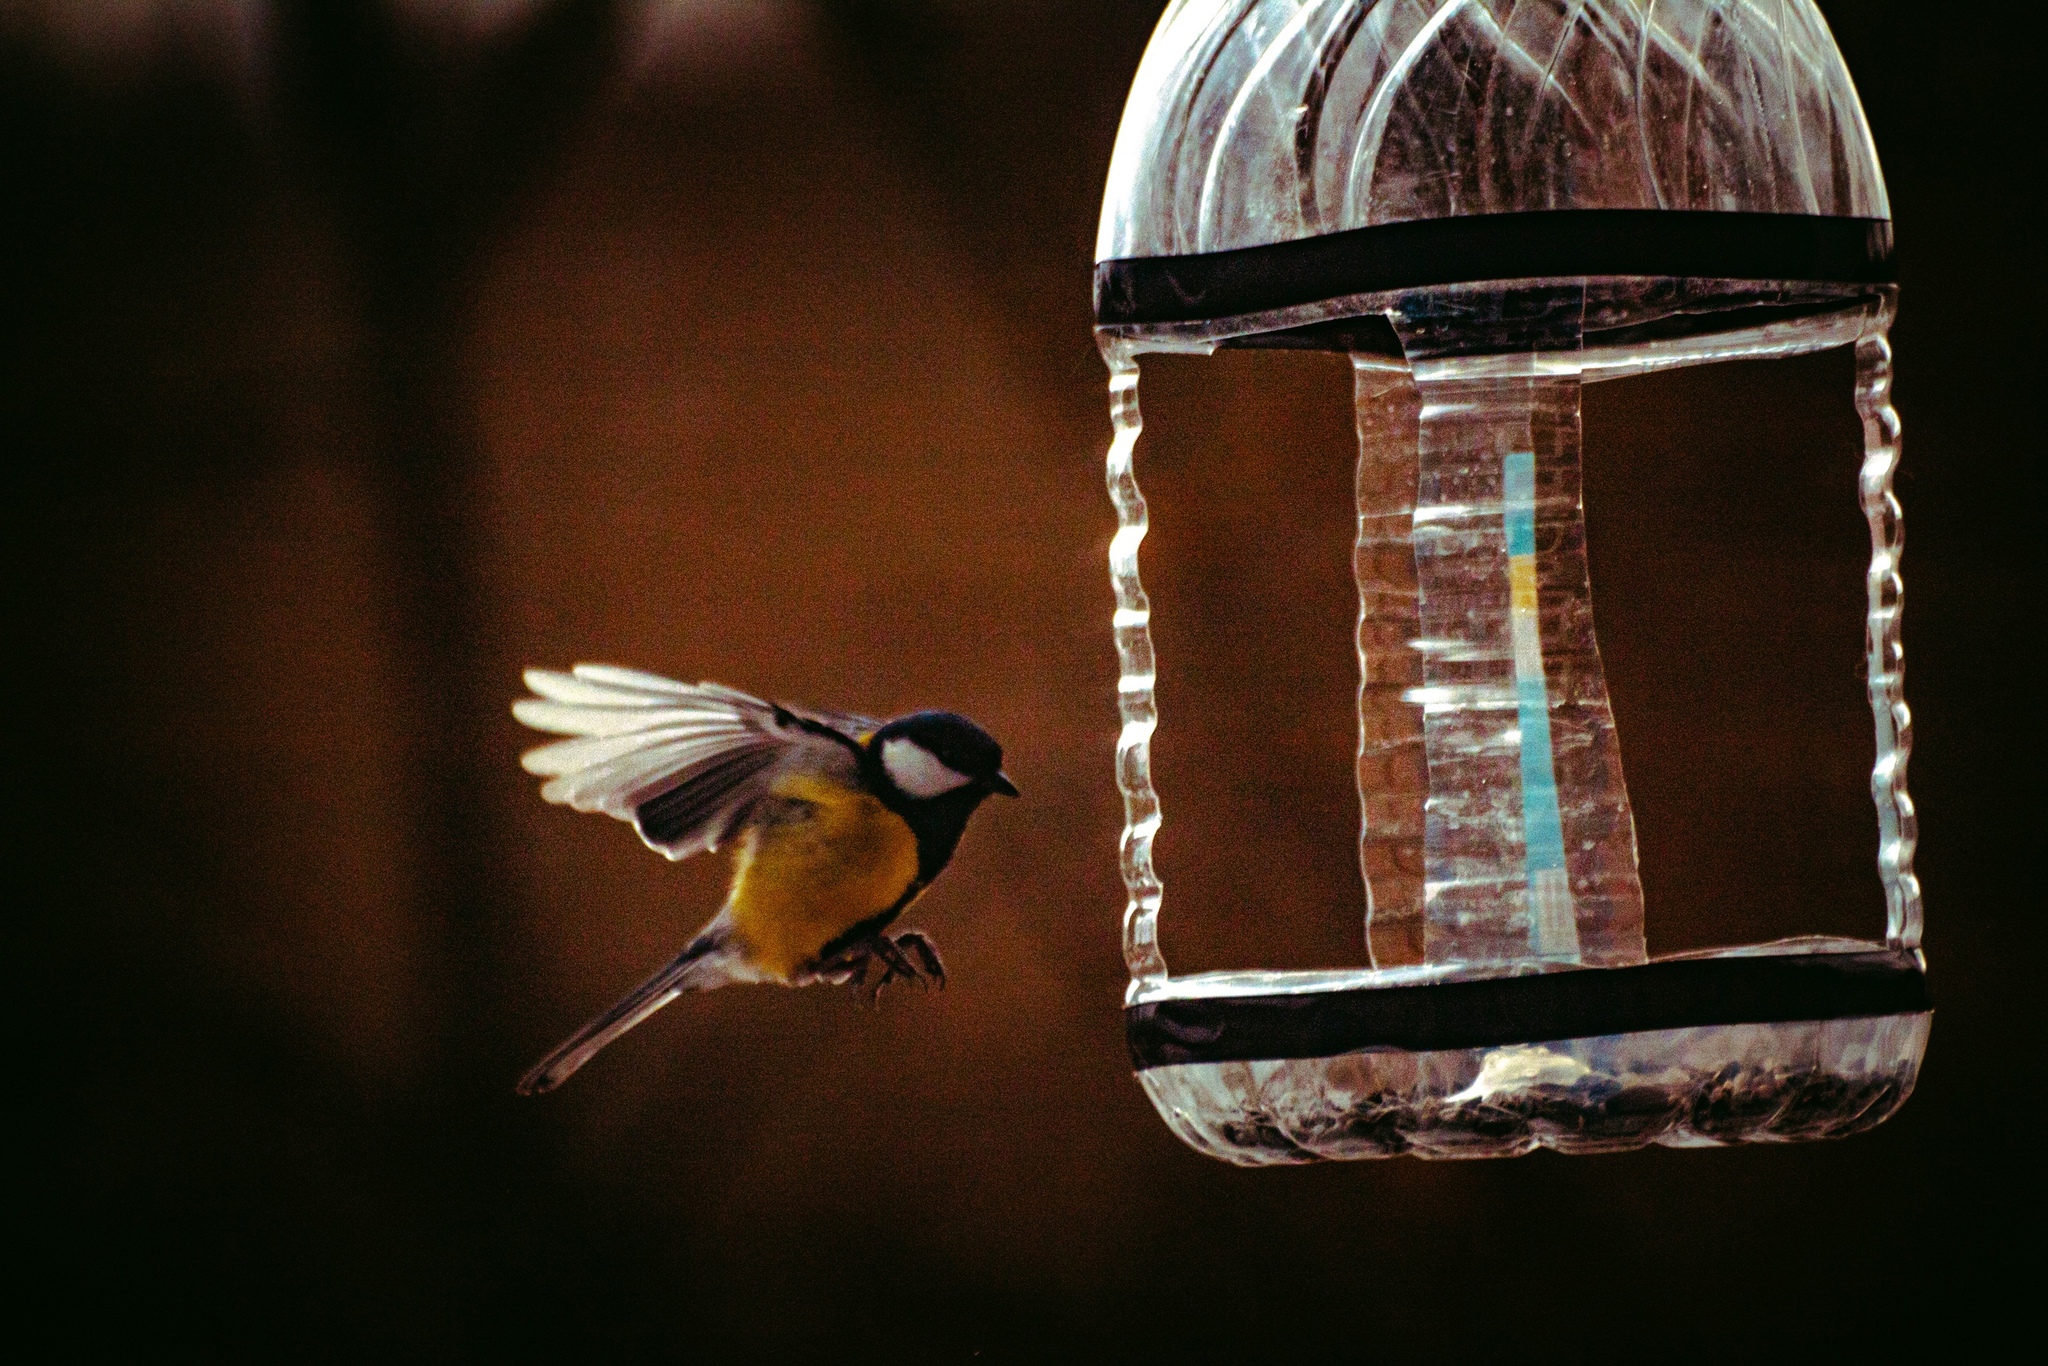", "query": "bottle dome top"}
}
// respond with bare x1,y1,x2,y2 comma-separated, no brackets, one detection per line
1095,0,1893,333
